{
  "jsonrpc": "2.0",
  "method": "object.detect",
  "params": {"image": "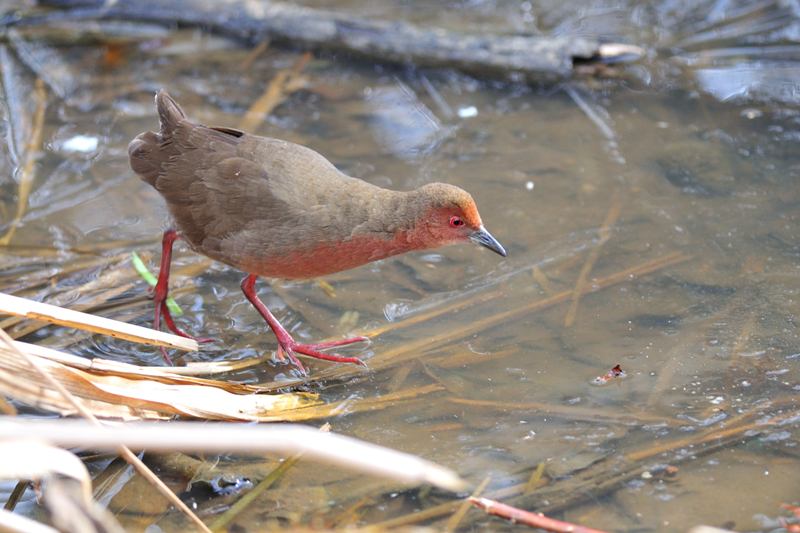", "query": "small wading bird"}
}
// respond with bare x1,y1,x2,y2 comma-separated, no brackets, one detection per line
129,91,506,373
